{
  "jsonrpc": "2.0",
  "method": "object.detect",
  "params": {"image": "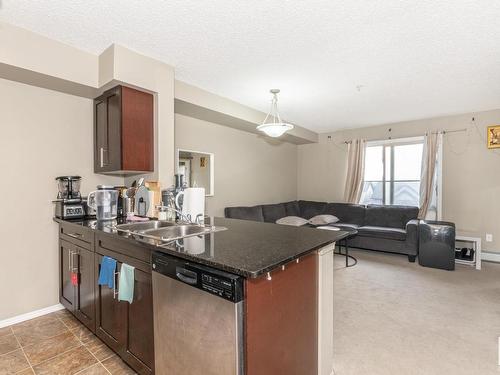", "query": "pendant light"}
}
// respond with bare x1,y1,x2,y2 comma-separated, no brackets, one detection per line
257,89,294,137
